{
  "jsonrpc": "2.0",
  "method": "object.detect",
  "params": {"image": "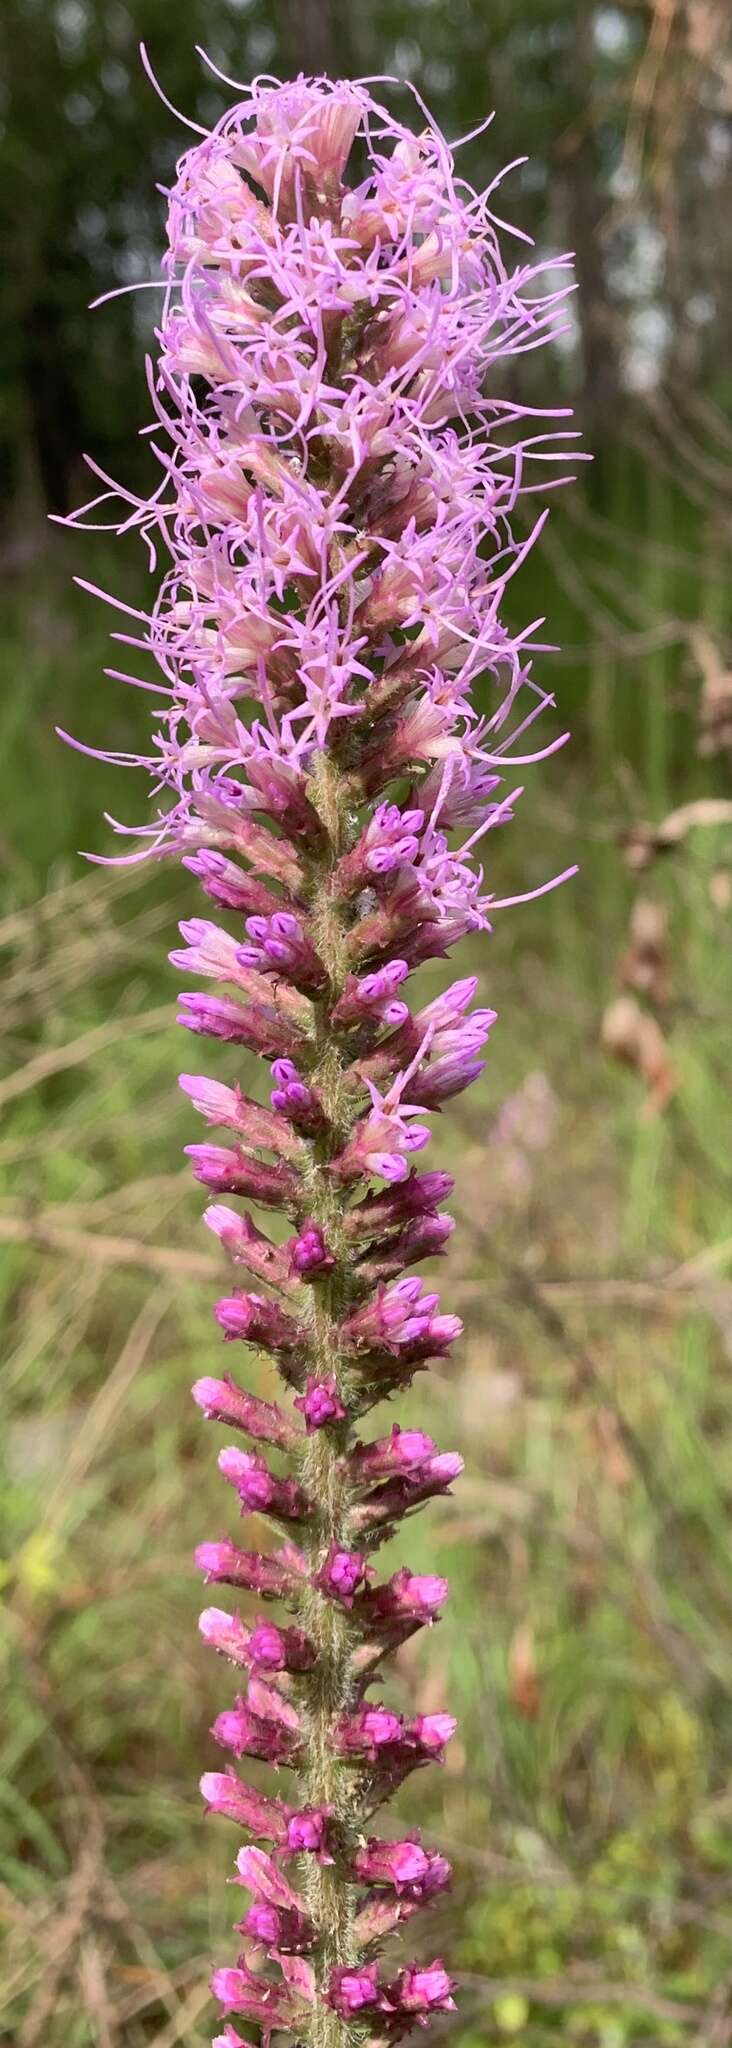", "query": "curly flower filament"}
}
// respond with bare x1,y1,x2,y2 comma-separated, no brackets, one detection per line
68,68,577,2048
